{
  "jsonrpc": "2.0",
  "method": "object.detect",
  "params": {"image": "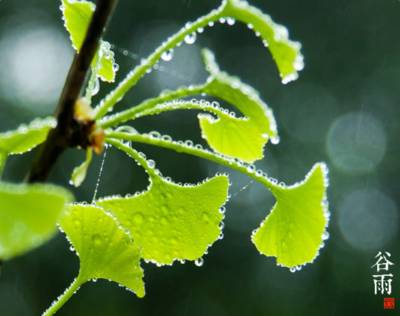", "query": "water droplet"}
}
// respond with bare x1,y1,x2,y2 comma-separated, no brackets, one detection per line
133,213,144,225
290,267,297,273
197,27,204,33
161,49,174,62
92,234,102,247
208,21,215,27
270,135,280,144
322,231,330,240
184,140,193,147
194,258,204,267
219,17,226,24
148,159,155,168
149,131,161,139
247,165,256,173
91,77,100,96
161,205,168,215
161,134,172,142
184,32,197,45
227,17,236,25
